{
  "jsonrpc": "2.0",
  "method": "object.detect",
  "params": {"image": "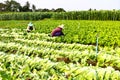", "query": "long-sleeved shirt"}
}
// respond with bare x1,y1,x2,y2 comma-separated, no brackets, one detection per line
51,27,63,37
